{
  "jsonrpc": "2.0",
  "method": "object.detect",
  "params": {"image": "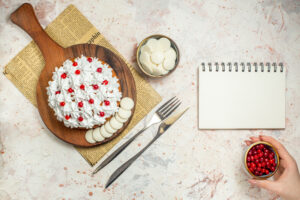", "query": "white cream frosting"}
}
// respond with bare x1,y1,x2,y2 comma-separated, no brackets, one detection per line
47,55,122,129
